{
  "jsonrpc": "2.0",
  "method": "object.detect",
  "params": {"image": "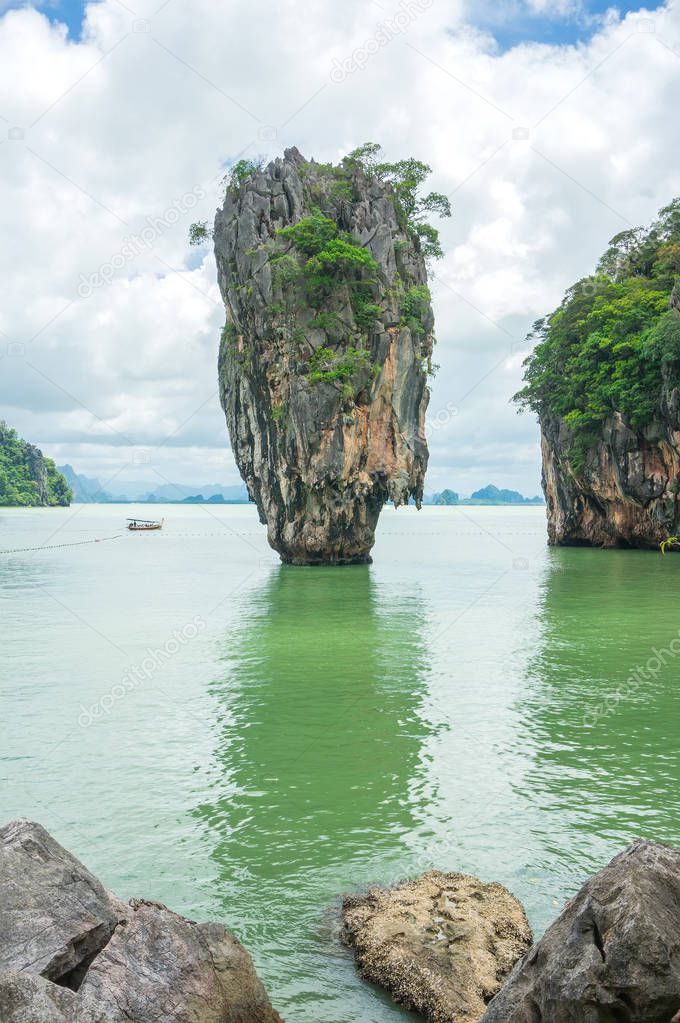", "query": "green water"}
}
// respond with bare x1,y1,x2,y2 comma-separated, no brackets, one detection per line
1,504,679,1021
